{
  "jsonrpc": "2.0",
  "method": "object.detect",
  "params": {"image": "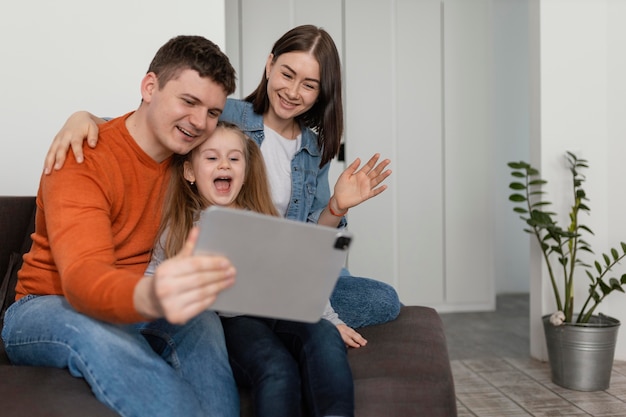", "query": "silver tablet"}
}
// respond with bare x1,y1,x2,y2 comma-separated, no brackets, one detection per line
194,206,353,322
